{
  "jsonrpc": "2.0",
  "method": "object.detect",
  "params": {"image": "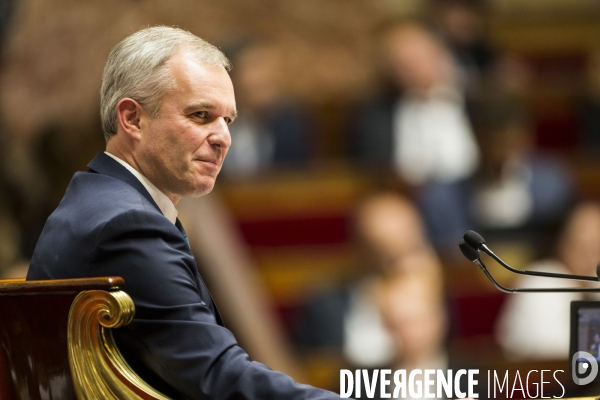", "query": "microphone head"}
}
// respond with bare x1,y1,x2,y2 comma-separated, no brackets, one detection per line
459,240,480,262
464,230,486,249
